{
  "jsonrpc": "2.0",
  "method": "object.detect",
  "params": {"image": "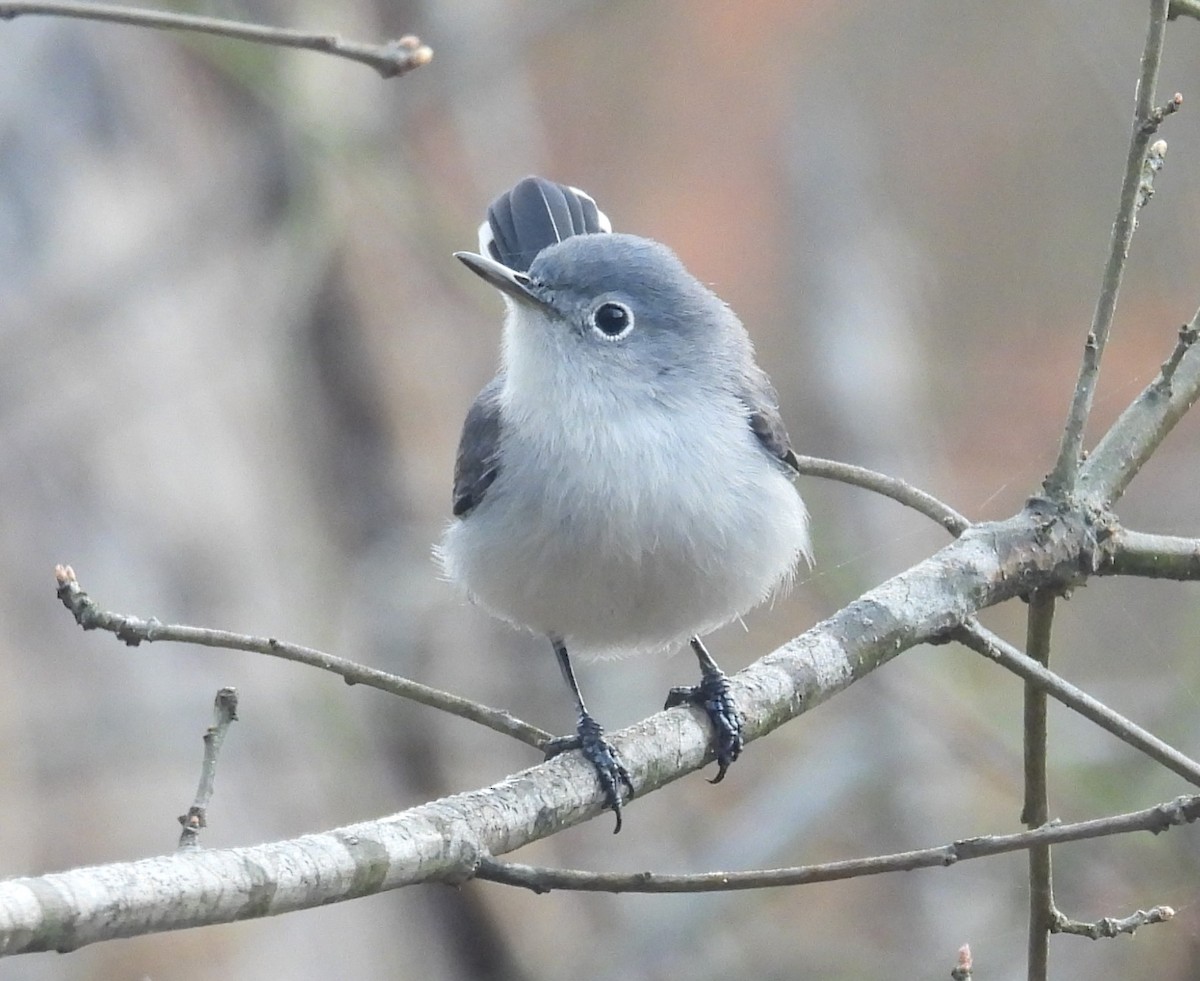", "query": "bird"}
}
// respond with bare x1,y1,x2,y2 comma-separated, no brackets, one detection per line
436,176,810,832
